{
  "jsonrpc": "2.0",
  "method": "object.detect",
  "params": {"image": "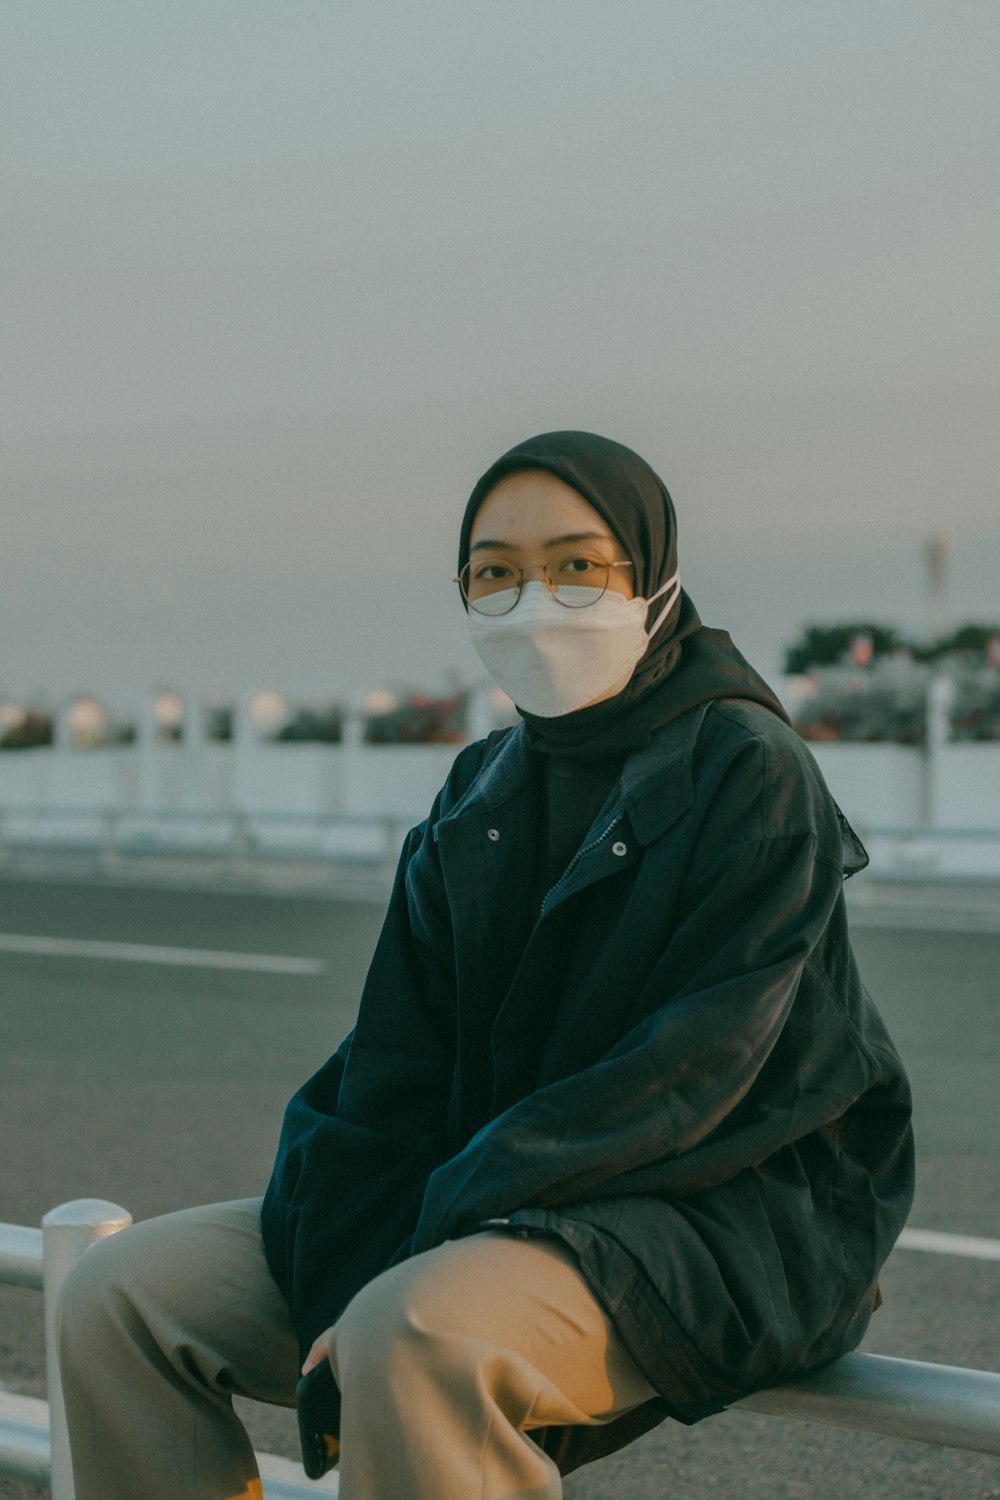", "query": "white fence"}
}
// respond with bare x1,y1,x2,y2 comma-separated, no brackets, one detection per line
3,679,1000,881
2,1201,999,1498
